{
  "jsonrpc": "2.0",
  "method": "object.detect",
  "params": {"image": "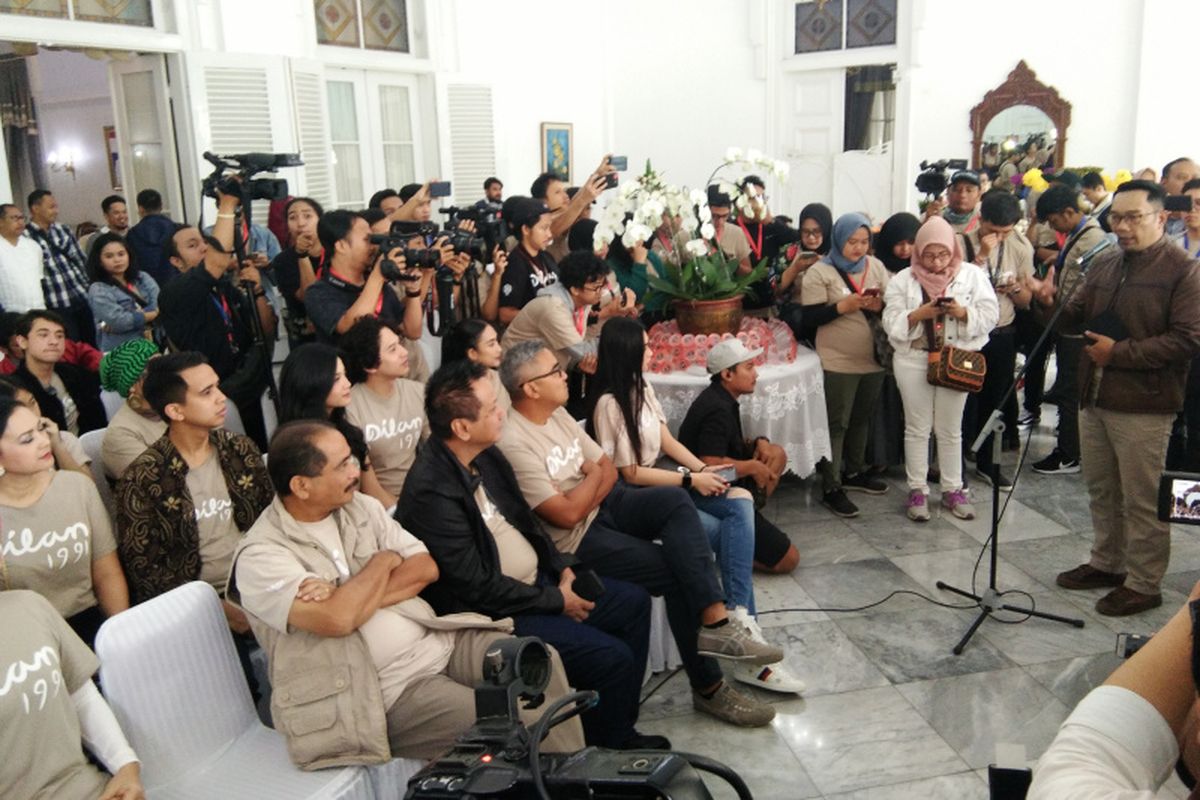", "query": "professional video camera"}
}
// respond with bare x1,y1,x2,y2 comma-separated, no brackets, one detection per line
368,220,442,281
406,636,751,799
914,158,970,199
201,151,303,202
440,205,508,257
